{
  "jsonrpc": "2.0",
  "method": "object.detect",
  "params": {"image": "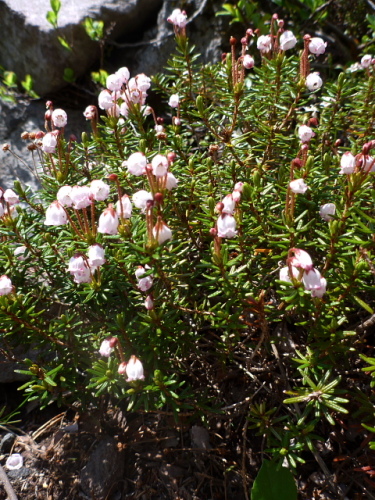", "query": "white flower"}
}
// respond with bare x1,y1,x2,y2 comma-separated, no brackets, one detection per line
289,179,308,194
168,94,179,108
125,355,145,382
361,54,373,69
5,453,23,470
257,35,272,54
217,214,237,238
339,152,356,174
116,195,132,218
83,105,96,120
302,268,327,298
57,185,73,207
42,132,57,153
99,339,113,357
98,90,114,110
88,244,106,267
132,190,153,211
135,73,151,92
243,54,254,69
306,72,323,91
221,194,235,215
67,255,92,283
167,8,187,28
0,275,13,295
70,185,92,209
116,66,130,84
165,172,178,190
3,189,19,205
151,154,169,178
106,73,123,92
319,203,336,221
126,152,147,176
97,205,119,235
279,266,300,283
279,31,297,51
44,201,68,225
135,266,153,291
298,125,315,142
90,180,110,202
51,108,67,128
153,220,172,244
308,37,326,56
288,248,313,272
